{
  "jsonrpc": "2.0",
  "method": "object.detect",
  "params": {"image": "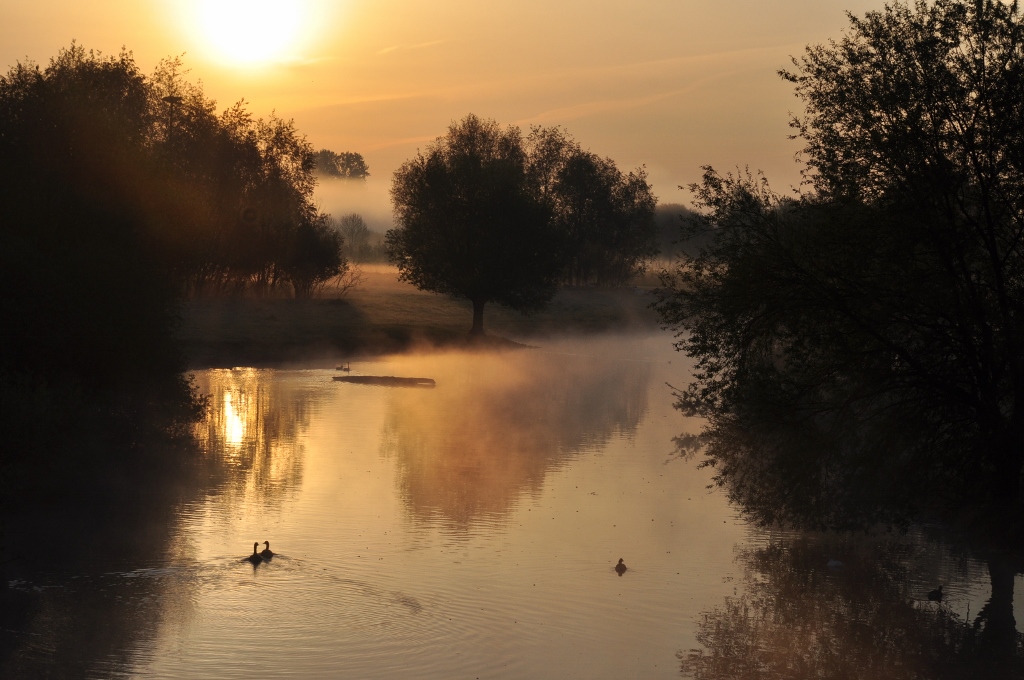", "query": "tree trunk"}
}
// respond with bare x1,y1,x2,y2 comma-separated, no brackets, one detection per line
975,557,1018,666
991,430,1024,506
470,298,486,335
